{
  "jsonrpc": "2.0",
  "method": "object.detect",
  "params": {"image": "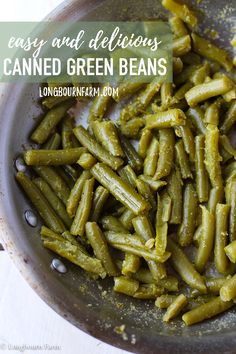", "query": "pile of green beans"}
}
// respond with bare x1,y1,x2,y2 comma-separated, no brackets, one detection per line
15,0,236,326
